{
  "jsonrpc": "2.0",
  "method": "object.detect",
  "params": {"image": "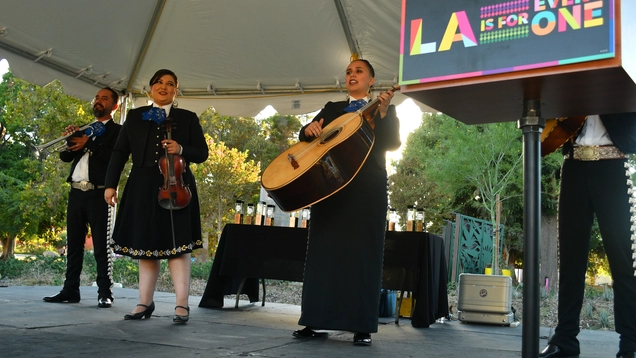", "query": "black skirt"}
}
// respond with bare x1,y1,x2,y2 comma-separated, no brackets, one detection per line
298,159,387,333
111,166,203,259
